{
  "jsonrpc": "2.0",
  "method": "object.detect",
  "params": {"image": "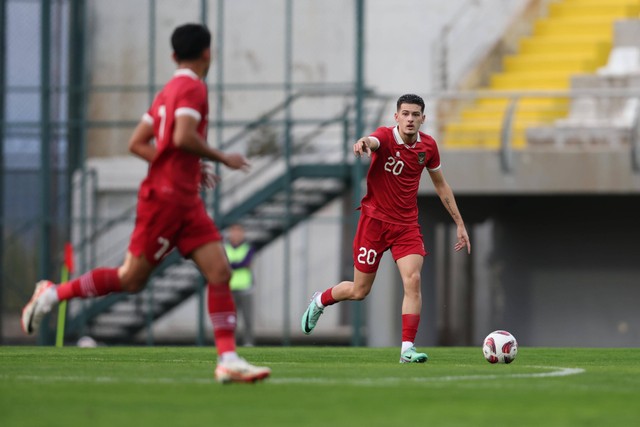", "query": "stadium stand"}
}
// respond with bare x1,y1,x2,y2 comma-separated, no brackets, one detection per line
444,0,640,149
527,19,640,147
